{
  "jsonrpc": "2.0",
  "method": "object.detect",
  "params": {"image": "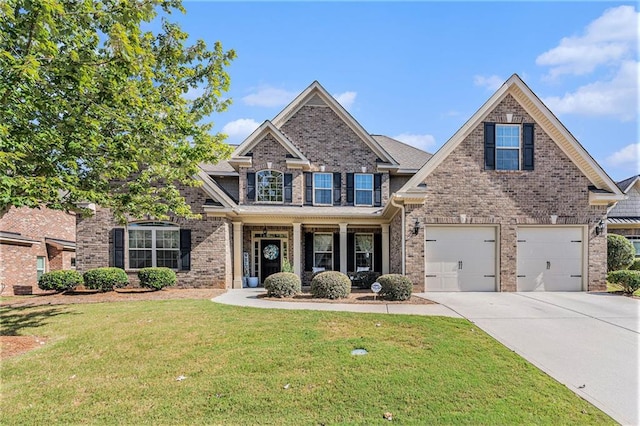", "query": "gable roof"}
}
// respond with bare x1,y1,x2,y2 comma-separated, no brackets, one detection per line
272,81,398,167
371,135,432,172
397,74,624,204
617,175,640,193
